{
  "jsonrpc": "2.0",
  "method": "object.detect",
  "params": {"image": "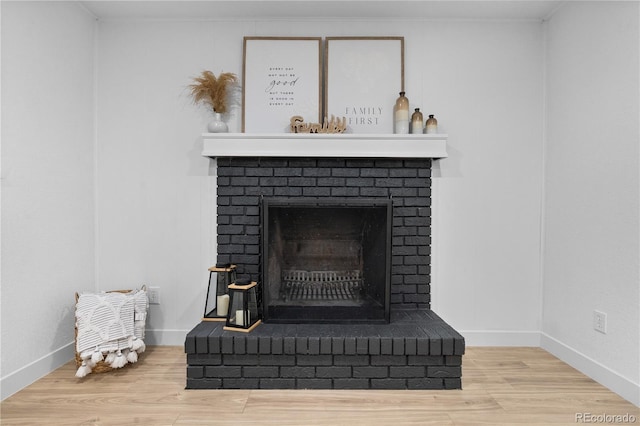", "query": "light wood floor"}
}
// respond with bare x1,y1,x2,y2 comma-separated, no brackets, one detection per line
1,346,637,425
